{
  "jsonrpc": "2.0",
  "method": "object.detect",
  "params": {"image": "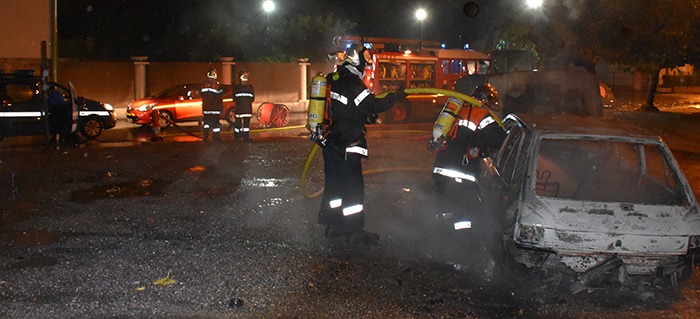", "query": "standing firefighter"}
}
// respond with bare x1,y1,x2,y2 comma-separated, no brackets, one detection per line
47,87,71,148
233,70,254,141
201,69,223,141
318,43,407,246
